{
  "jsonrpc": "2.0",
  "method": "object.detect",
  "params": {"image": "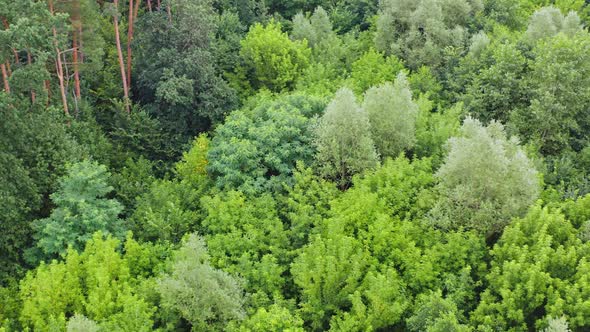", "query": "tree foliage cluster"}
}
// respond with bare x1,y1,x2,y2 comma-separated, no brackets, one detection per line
3,0,590,331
